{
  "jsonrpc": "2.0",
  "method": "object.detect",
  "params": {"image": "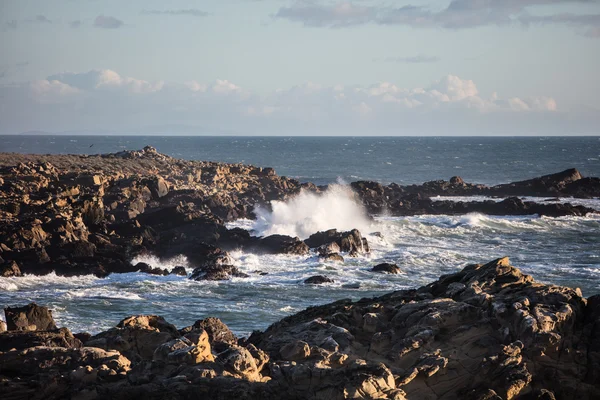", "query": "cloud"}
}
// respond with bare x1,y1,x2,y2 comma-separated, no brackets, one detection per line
47,70,164,93
94,15,124,29
275,0,600,35
383,55,440,63
1,69,587,135
141,9,209,17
